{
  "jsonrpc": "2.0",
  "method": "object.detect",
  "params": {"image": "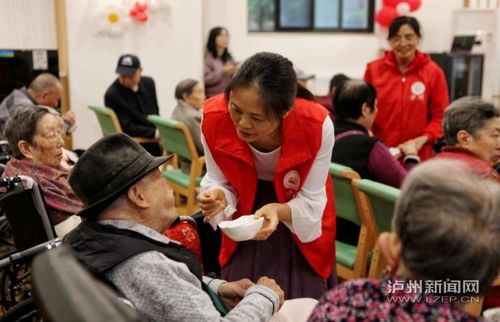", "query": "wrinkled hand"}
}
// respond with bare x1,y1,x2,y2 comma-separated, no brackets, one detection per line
253,203,281,240
218,278,254,308
256,276,285,309
402,135,428,152
62,111,76,125
198,189,227,222
398,140,418,157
